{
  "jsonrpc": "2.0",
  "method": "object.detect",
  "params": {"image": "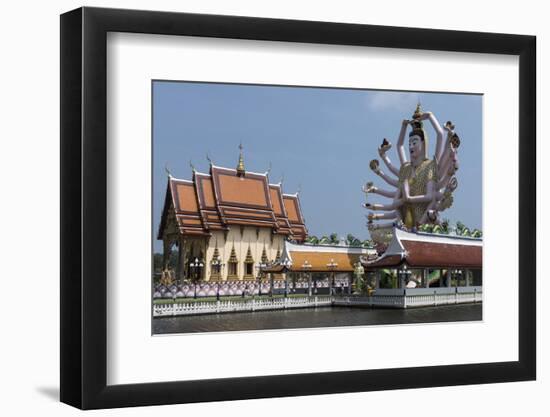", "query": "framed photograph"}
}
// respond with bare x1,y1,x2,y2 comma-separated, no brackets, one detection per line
60,6,536,409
